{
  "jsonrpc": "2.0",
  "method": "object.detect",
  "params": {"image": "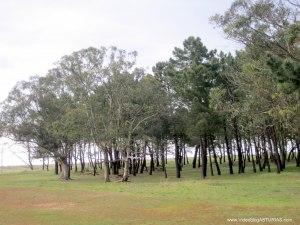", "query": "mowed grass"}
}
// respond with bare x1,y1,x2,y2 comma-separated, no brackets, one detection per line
0,161,299,225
